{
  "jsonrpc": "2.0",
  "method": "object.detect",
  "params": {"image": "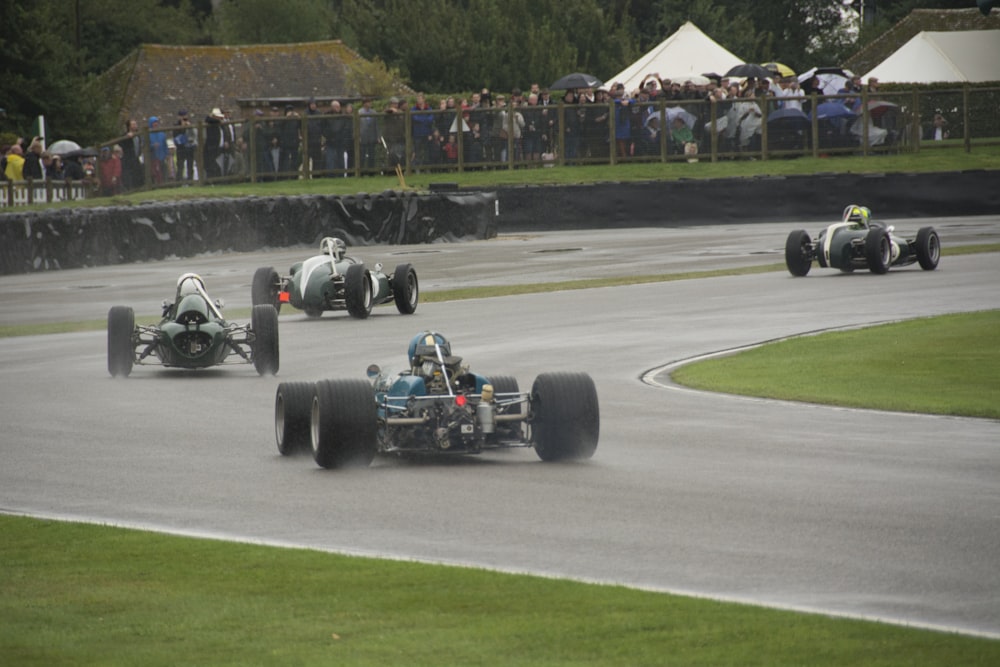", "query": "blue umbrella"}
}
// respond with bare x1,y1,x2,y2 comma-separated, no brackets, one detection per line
814,102,856,120
767,107,811,129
